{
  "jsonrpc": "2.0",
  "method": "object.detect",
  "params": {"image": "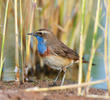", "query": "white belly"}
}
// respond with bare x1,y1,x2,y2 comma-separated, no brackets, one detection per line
42,55,73,70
